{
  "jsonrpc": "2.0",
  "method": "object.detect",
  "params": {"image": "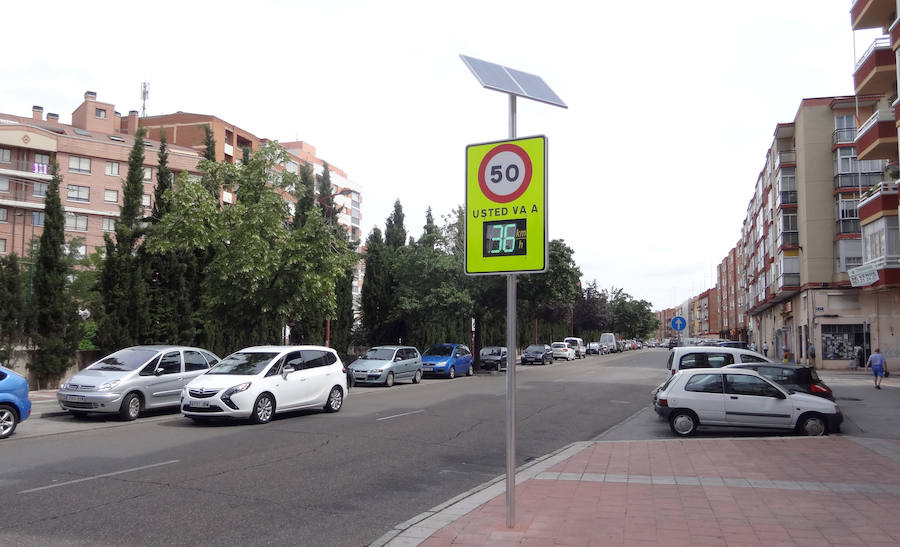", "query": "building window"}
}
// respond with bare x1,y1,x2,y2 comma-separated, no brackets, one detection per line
821,324,865,360
0,208,6,222
105,161,119,176
65,212,88,232
32,212,44,227
0,239,5,254
34,153,50,165
95,108,107,119
104,189,118,203
66,184,90,202
102,217,116,232
142,194,151,208
0,148,10,163
143,167,152,181
33,182,47,197
0,176,8,192
68,156,91,174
